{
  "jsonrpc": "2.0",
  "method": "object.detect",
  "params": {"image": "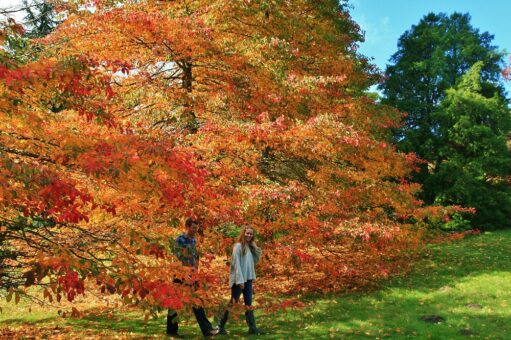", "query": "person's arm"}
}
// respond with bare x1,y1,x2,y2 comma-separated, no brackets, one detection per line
232,243,245,285
191,238,199,268
250,242,262,264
